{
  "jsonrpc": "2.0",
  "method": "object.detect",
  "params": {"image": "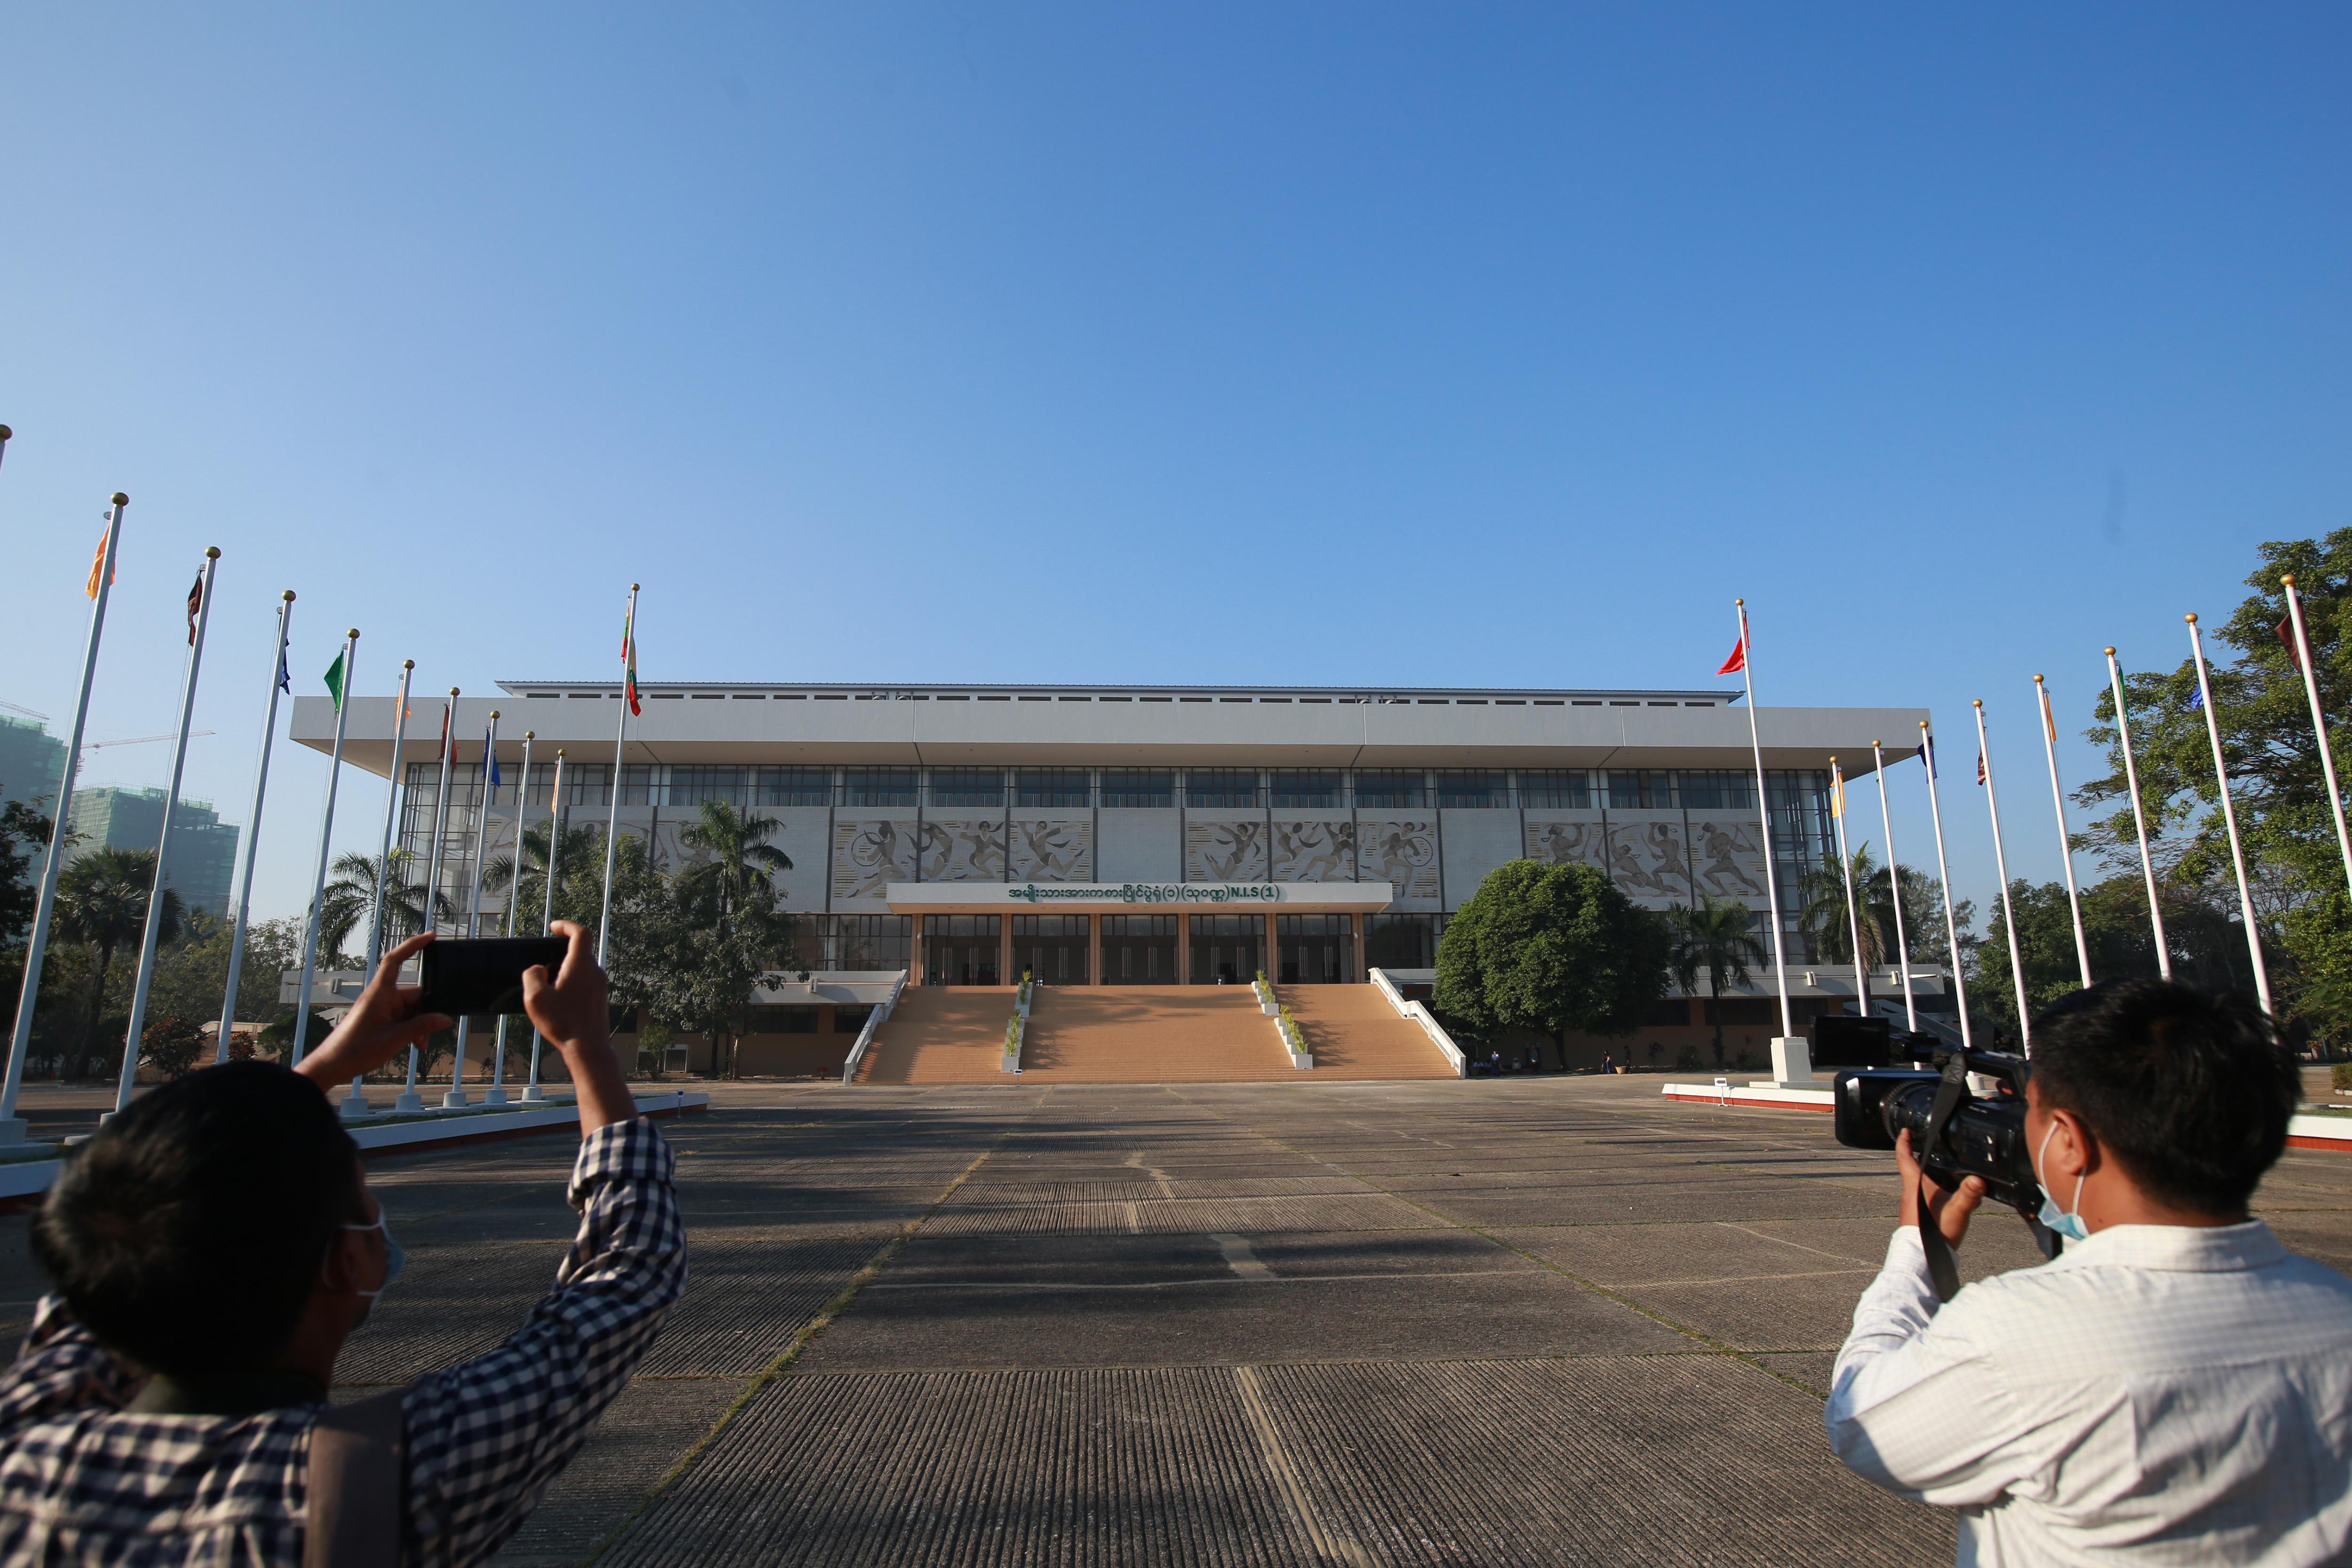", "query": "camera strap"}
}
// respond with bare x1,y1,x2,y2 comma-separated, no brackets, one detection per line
1916,1052,1970,1305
